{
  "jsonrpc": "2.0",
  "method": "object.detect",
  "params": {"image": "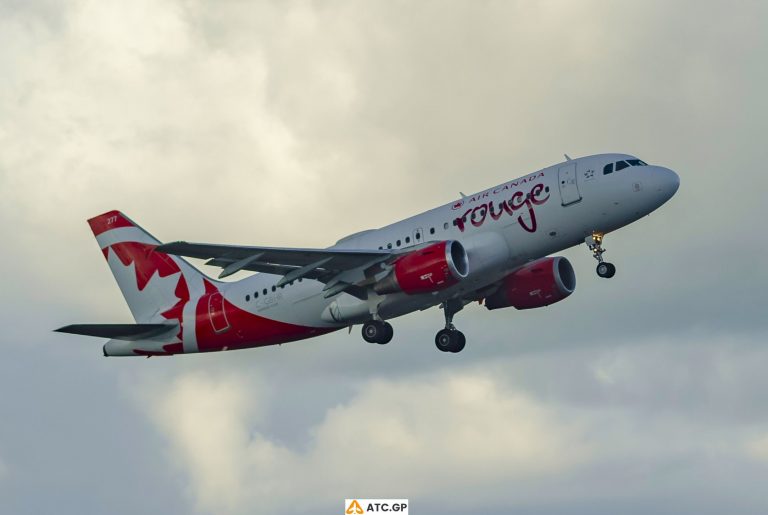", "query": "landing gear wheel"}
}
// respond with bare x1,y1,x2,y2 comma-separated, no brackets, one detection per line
435,329,453,351
380,322,393,344
451,331,466,353
362,320,383,343
596,262,616,278
435,329,466,353
362,320,393,344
